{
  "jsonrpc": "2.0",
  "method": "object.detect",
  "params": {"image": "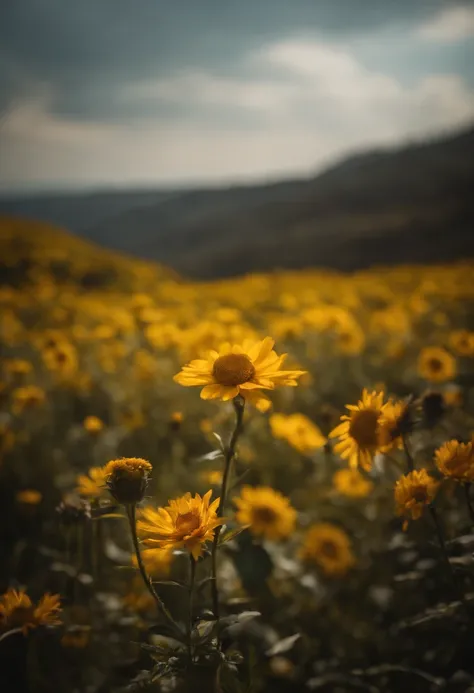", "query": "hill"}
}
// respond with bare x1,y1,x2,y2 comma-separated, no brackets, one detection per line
1,125,473,278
